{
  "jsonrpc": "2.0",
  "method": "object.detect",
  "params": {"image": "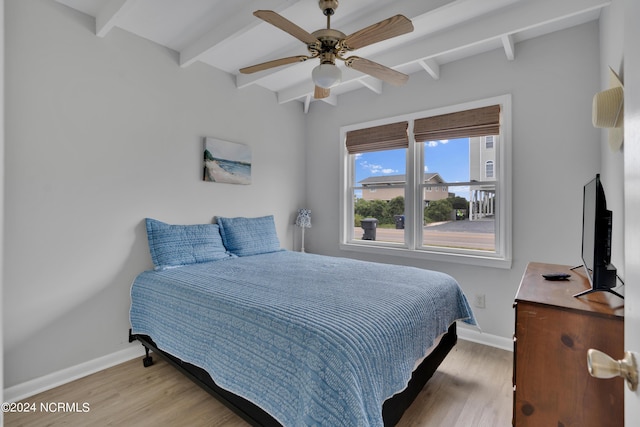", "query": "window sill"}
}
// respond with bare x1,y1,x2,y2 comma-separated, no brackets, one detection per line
339,241,512,269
